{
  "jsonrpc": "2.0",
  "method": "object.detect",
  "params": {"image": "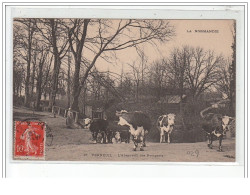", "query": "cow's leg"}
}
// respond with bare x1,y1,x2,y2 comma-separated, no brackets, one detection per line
133,141,138,151
127,132,130,143
209,134,213,149
207,133,211,147
132,135,137,151
101,131,107,144
93,132,97,144
218,135,223,152
91,132,95,141
104,132,107,144
142,137,146,147
160,130,164,143
107,132,110,143
140,136,144,151
167,132,171,144
142,130,146,147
